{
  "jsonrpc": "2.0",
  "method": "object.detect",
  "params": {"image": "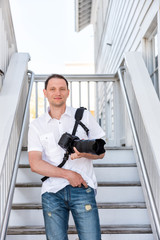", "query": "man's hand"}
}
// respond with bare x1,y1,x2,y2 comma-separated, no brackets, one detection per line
65,170,88,188
70,147,84,160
